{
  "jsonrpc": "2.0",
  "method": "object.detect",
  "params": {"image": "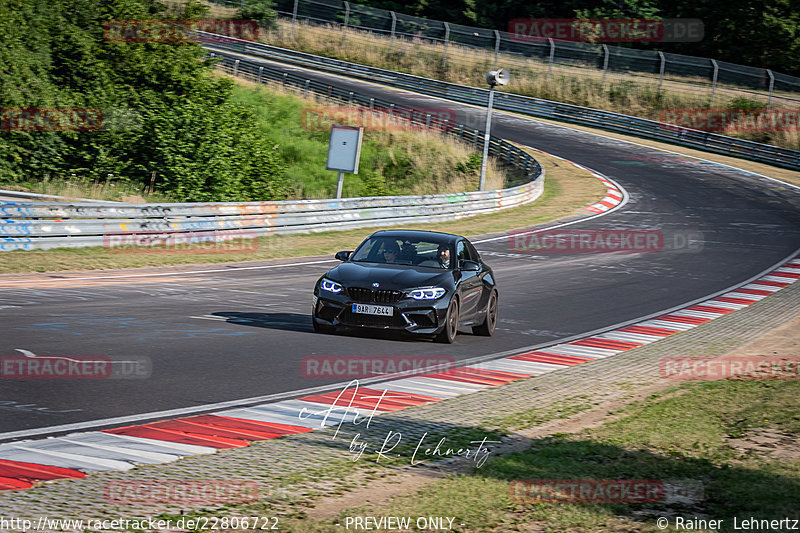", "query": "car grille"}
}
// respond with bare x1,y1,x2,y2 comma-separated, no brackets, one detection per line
348,287,403,304
340,308,404,328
